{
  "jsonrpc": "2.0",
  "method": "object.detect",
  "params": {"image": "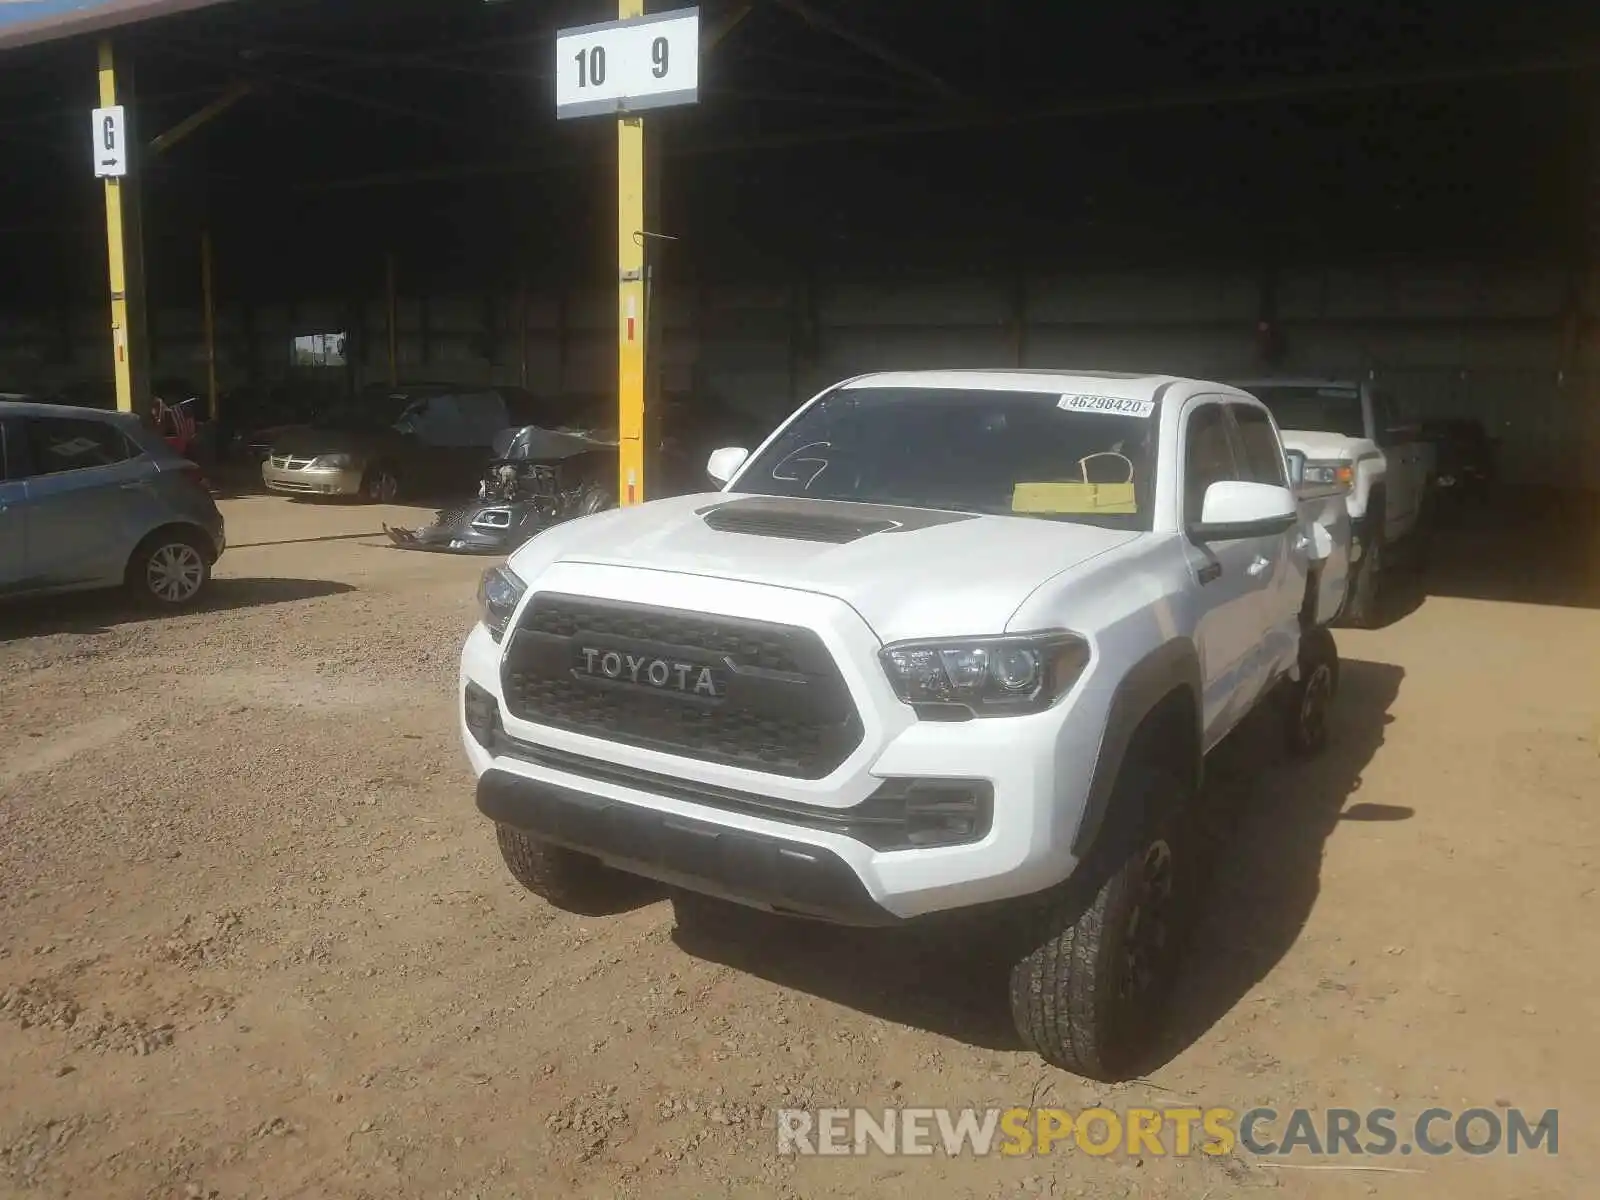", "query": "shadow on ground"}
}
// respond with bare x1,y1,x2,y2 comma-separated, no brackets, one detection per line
1,577,355,639
1154,657,1406,1070
669,657,1405,1069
